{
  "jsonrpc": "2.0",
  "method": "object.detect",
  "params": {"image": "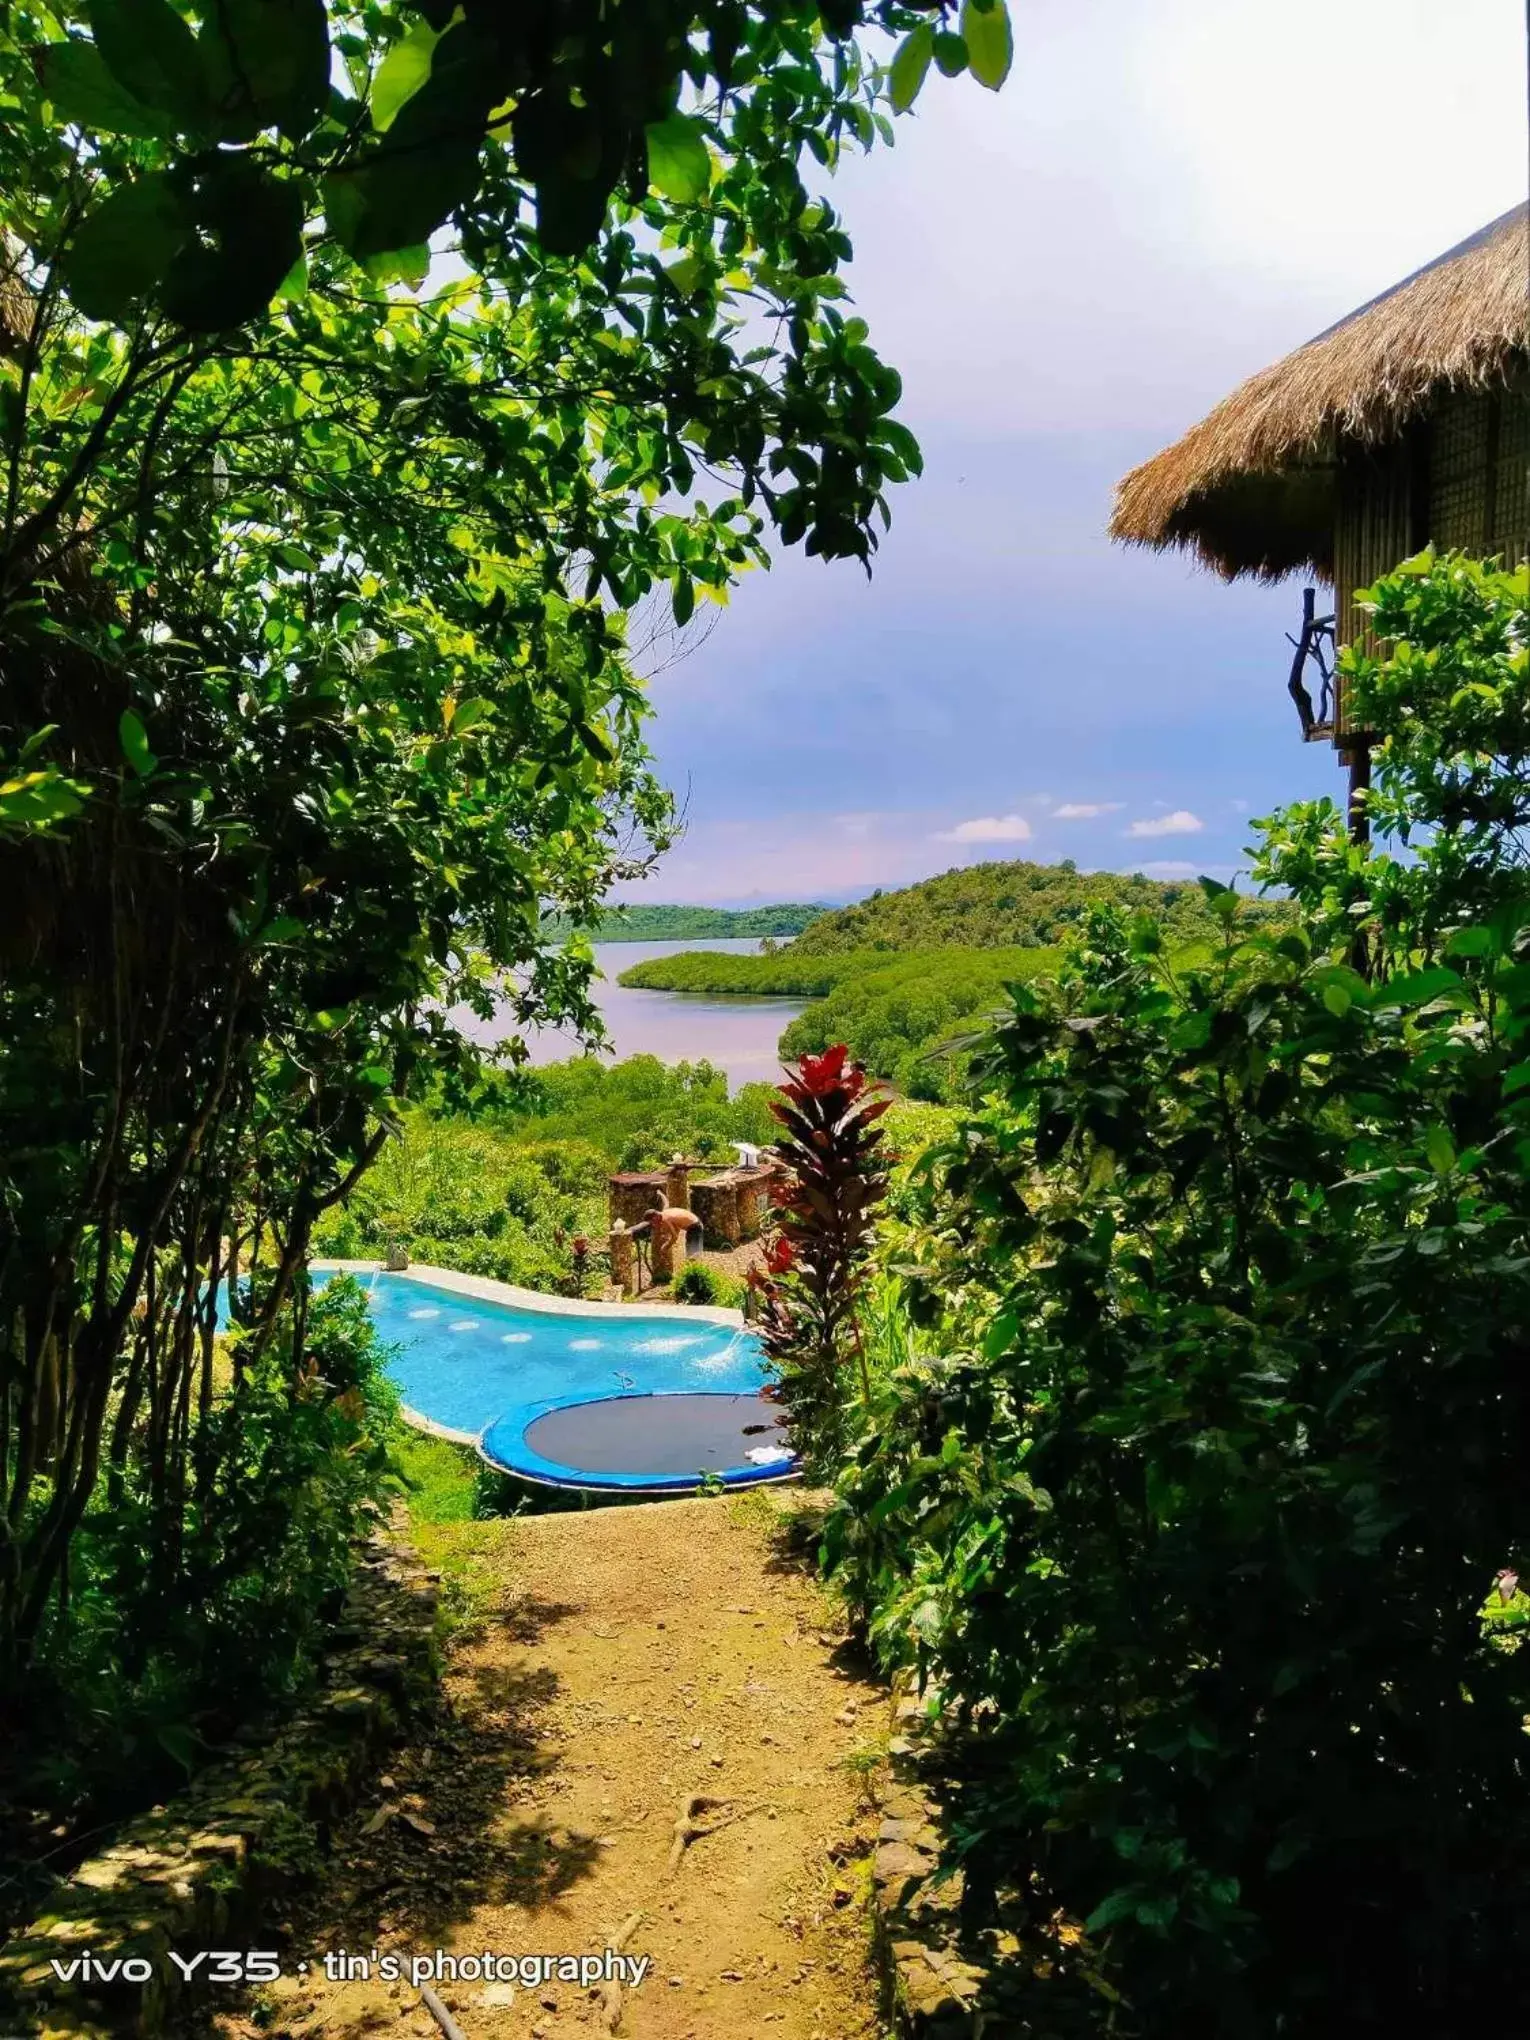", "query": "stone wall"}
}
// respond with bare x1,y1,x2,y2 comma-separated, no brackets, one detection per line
869,1681,1091,2037
608,1172,666,1230
610,1163,785,1250
0,1535,440,2040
